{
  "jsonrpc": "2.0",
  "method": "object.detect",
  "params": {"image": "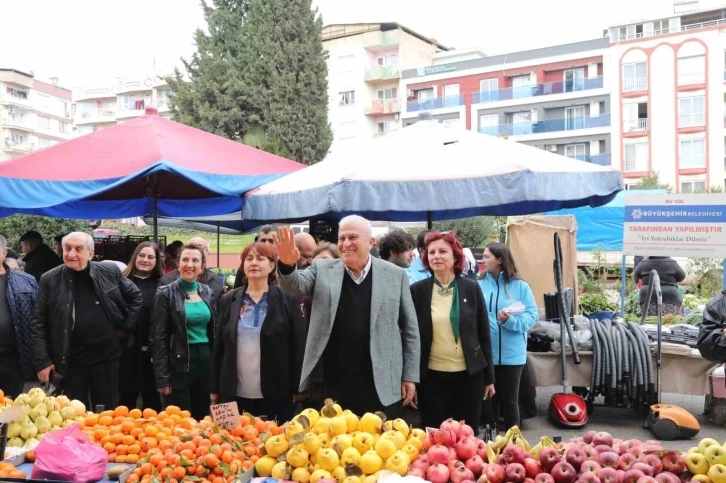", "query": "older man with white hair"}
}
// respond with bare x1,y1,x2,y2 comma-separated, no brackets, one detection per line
275,215,420,418
32,232,143,409
159,236,223,302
